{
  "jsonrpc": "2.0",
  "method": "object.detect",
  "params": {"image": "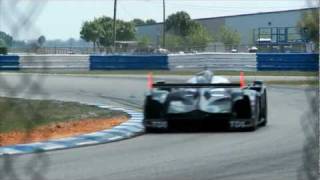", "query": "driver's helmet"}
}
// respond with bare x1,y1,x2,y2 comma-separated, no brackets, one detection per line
196,70,213,83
